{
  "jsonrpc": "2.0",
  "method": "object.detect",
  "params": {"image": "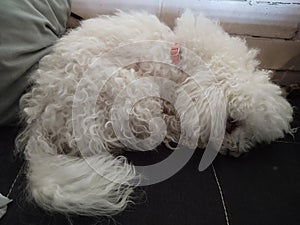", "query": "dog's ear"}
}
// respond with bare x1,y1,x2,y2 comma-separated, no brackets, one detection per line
247,86,293,143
